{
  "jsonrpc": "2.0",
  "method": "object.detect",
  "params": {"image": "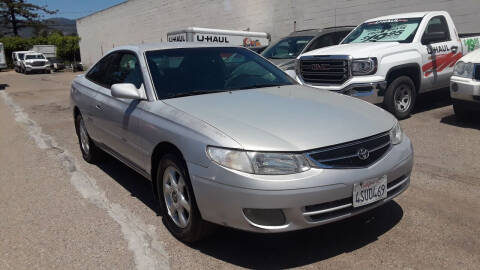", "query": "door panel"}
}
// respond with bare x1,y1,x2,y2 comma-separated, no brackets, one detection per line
94,52,146,169
420,16,462,92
